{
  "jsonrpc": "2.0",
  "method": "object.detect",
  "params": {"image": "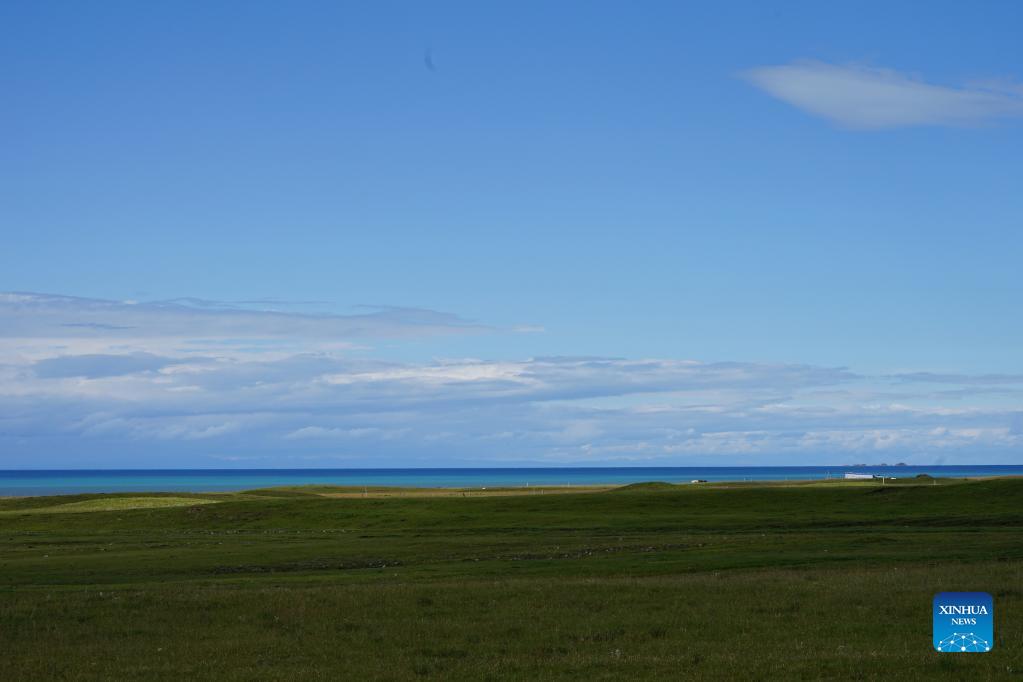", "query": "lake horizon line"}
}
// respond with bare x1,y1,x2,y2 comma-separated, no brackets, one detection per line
4,465,1023,496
